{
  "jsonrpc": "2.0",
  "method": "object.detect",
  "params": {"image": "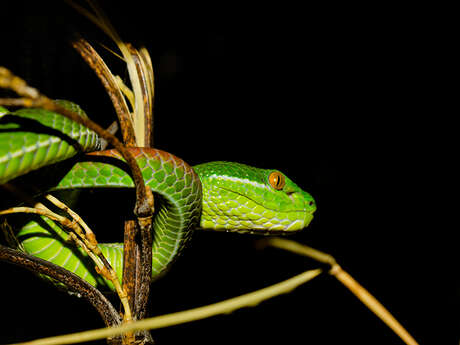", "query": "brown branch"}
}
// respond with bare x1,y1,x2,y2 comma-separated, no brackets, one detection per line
71,37,137,147
122,220,139,315
68,38,154,327
70,38,155,324
120,44,155,322
0,244,122,329
68,38,155,331
121,220,155,344
135,212,153,321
